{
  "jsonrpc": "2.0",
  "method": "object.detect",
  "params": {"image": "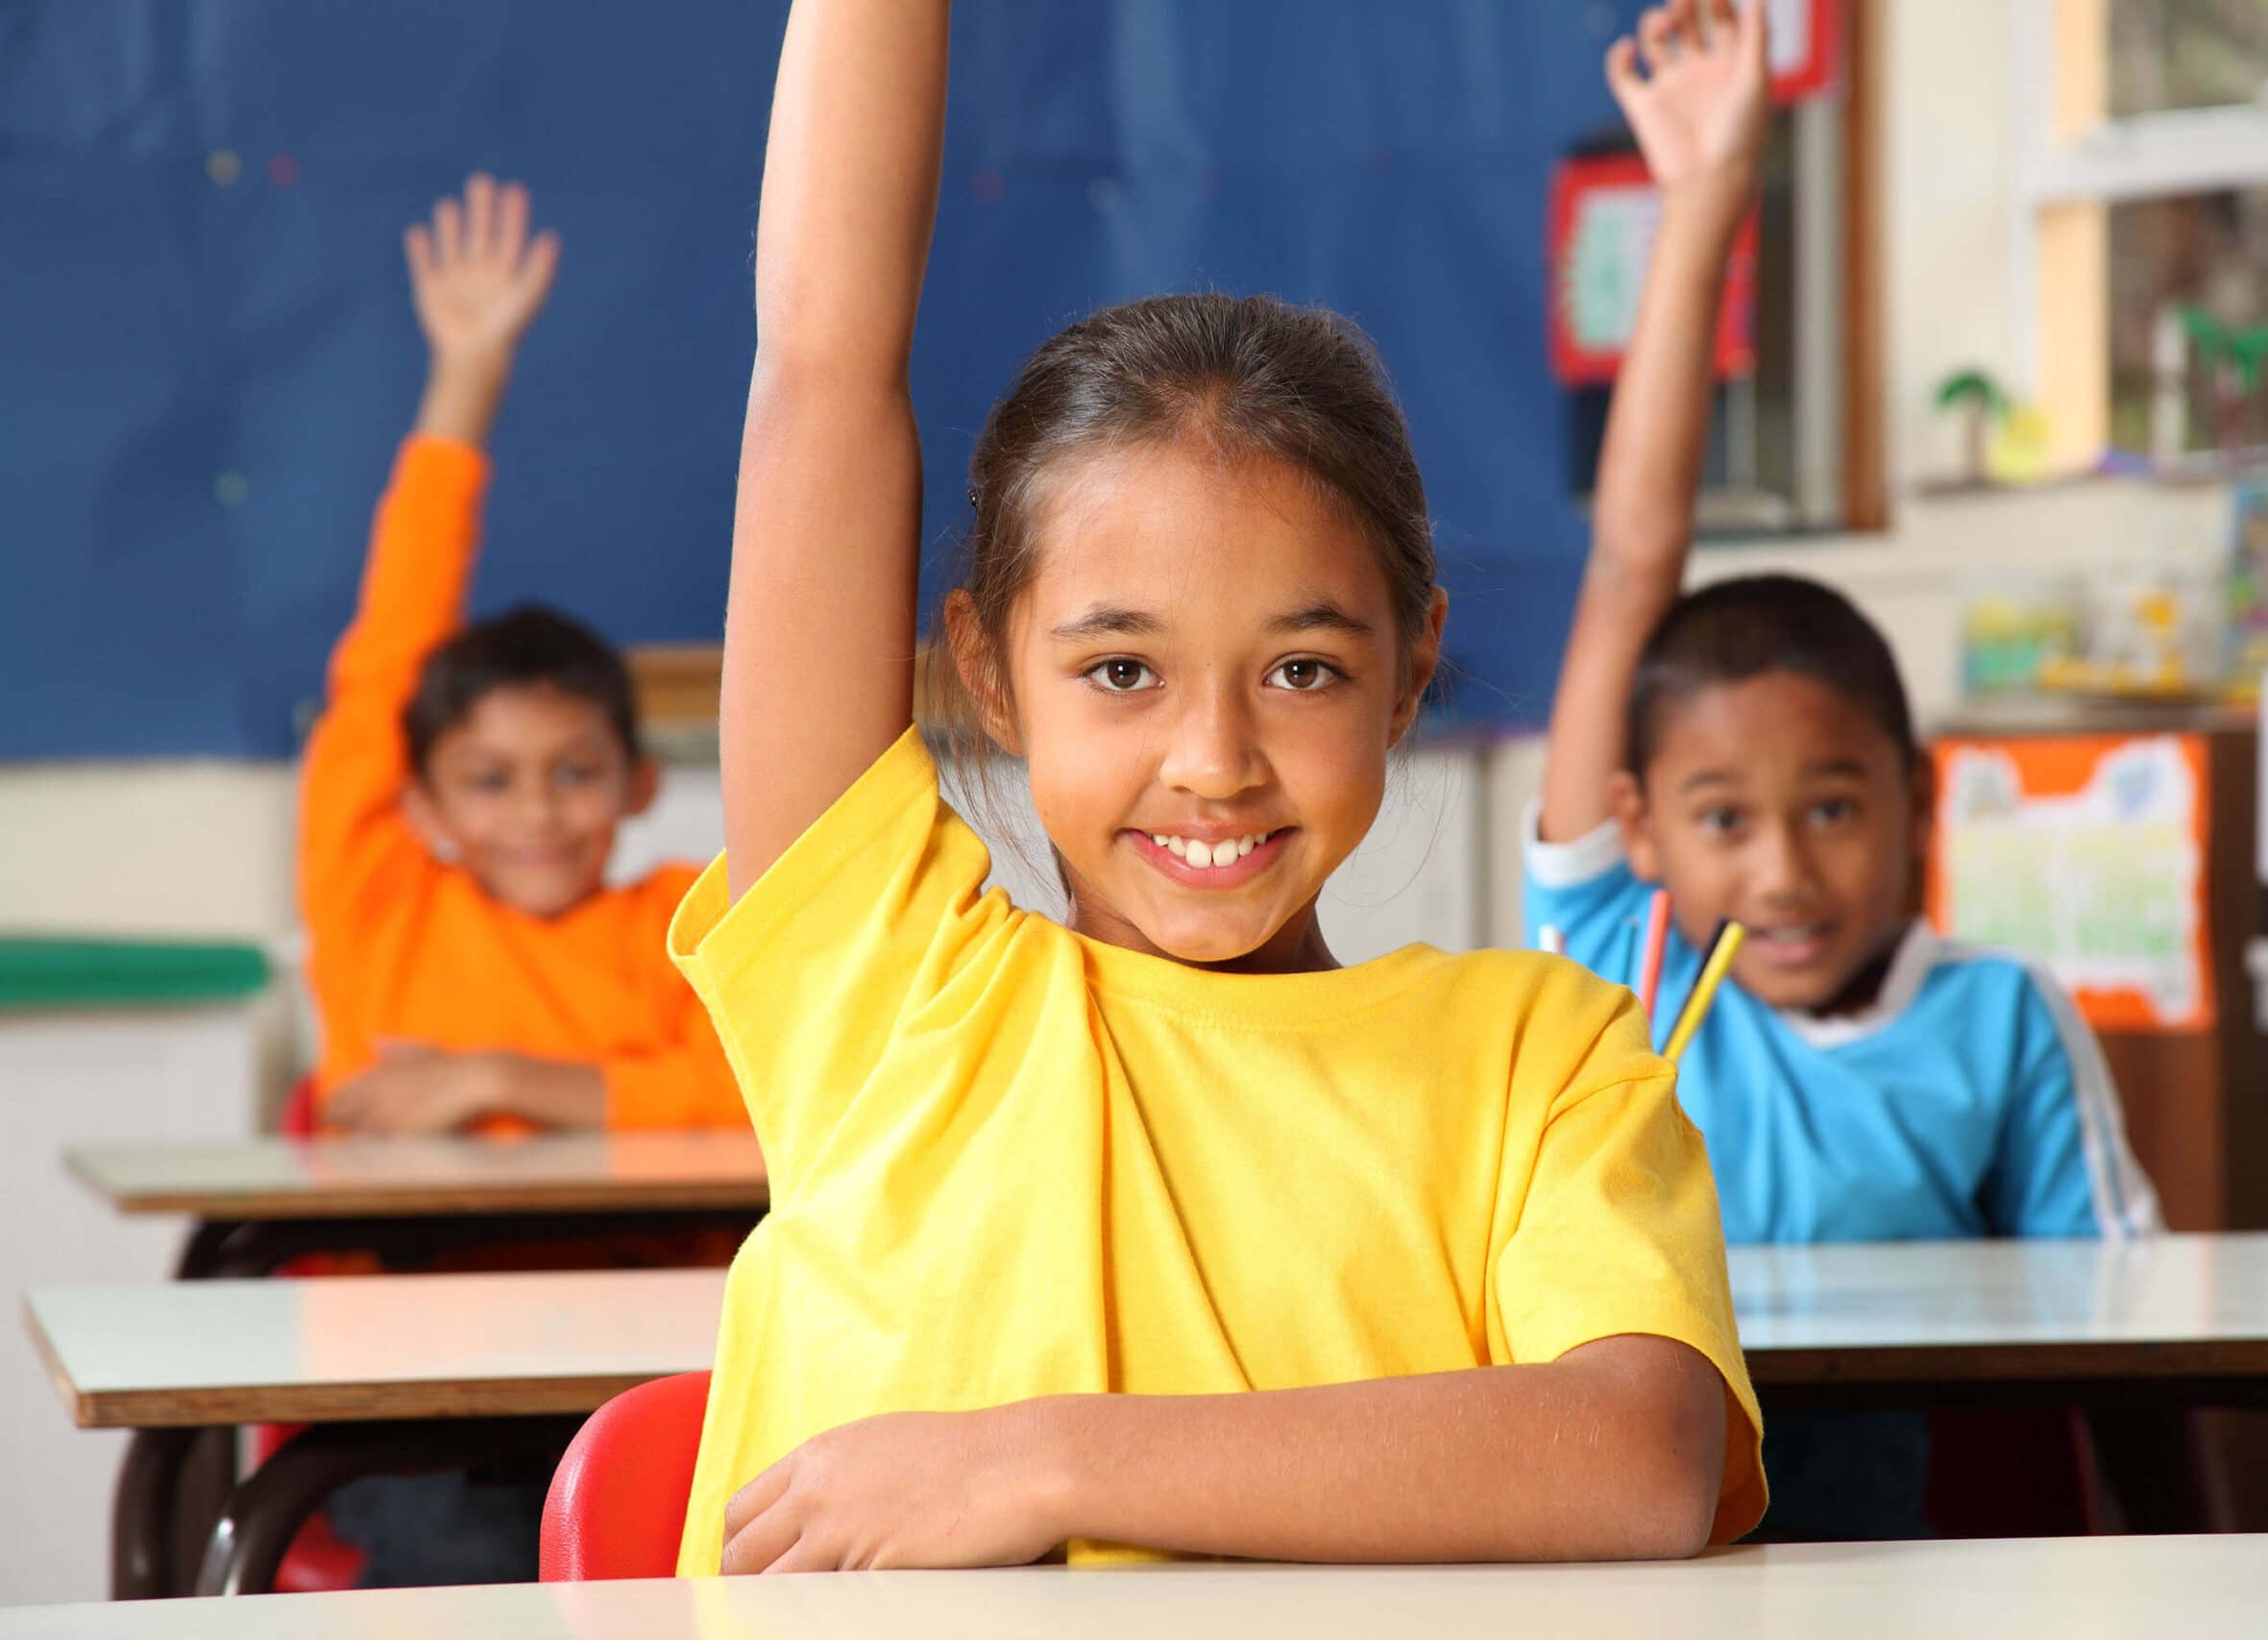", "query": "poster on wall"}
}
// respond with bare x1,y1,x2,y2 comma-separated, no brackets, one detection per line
1769,0,1841,104
1928,733,2213,1032
1547,153,1759,385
